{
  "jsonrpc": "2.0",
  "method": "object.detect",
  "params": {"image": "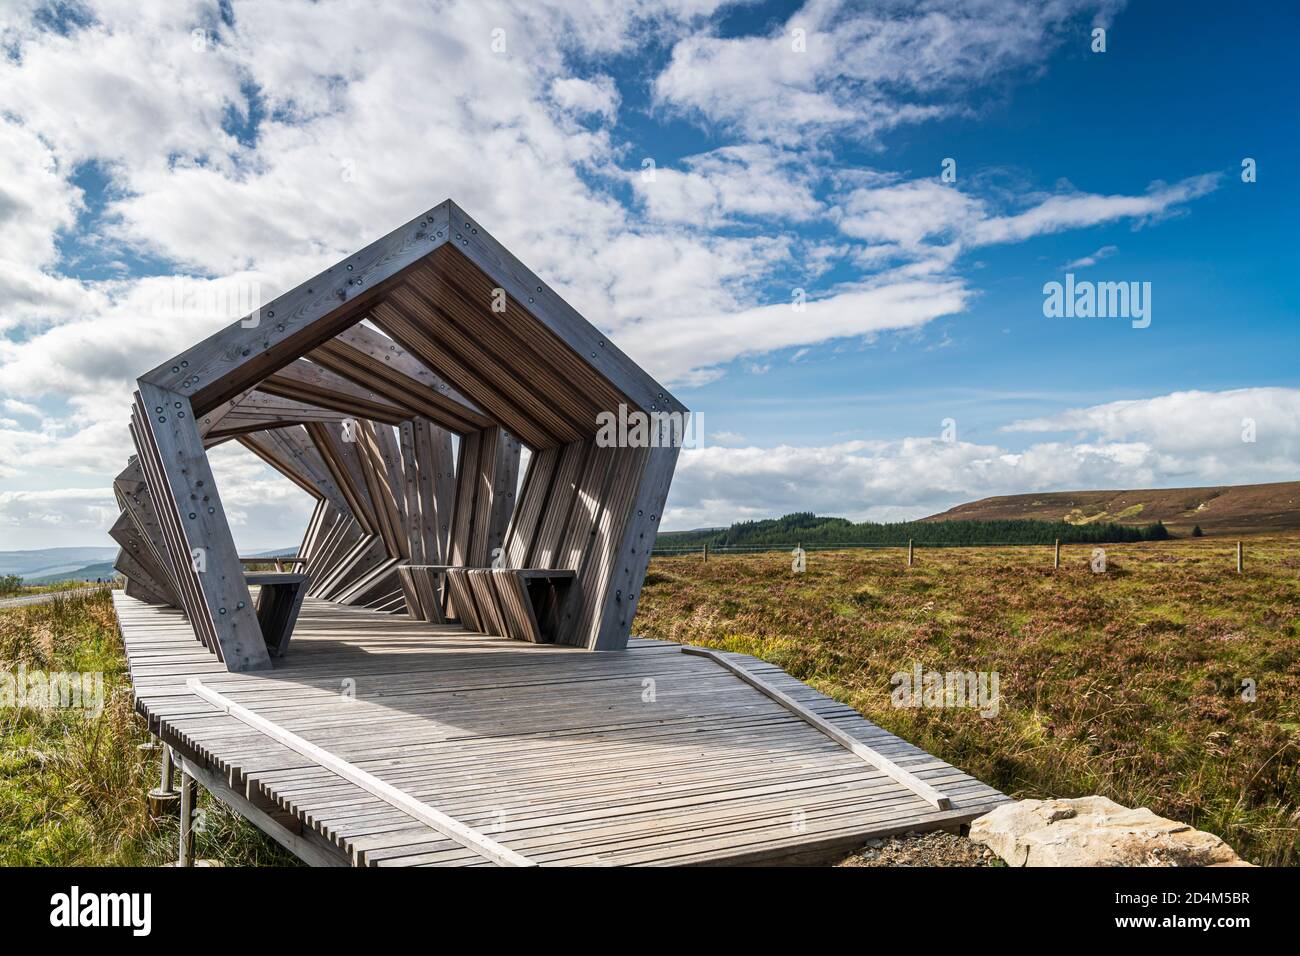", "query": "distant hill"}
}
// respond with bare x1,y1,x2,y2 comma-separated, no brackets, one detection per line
923,481,1300,535
26,561,121,585
1,545,295,585
656,512,1169,550
0,547,118,579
